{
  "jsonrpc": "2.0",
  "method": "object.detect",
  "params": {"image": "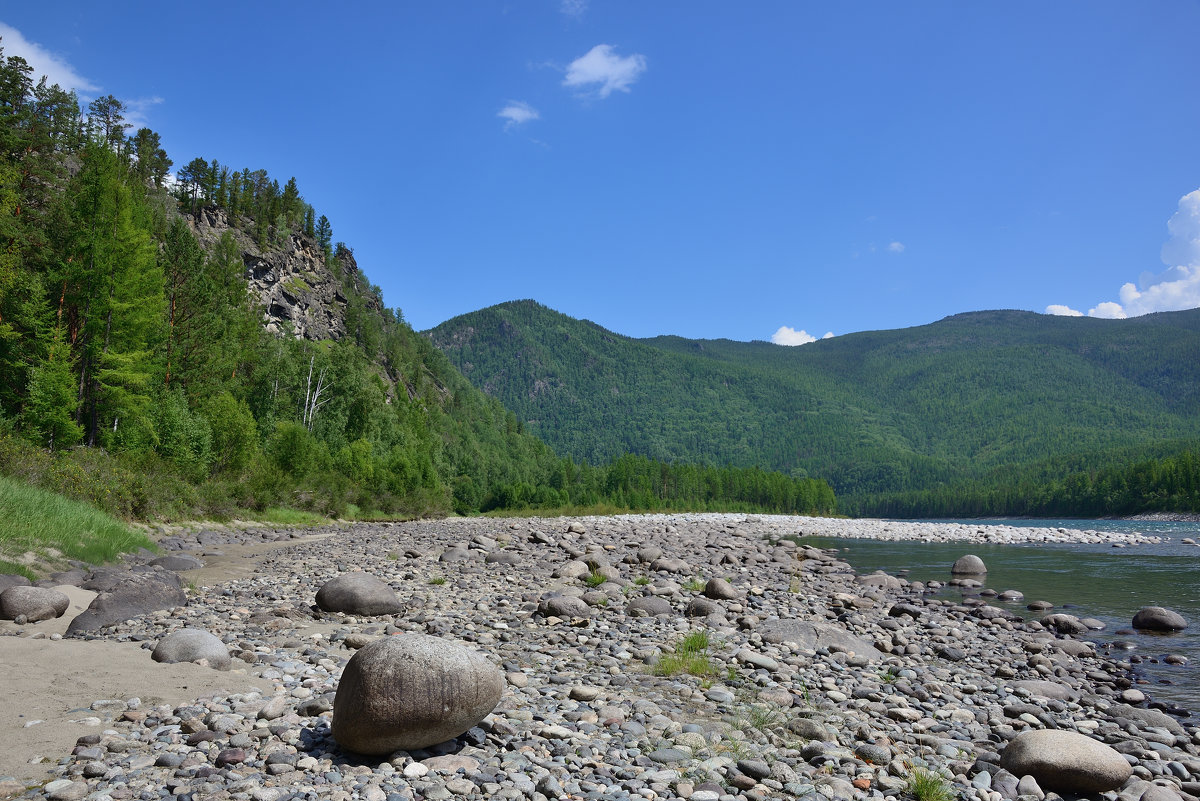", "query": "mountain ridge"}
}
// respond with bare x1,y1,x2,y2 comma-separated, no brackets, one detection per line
426,299,1200,500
